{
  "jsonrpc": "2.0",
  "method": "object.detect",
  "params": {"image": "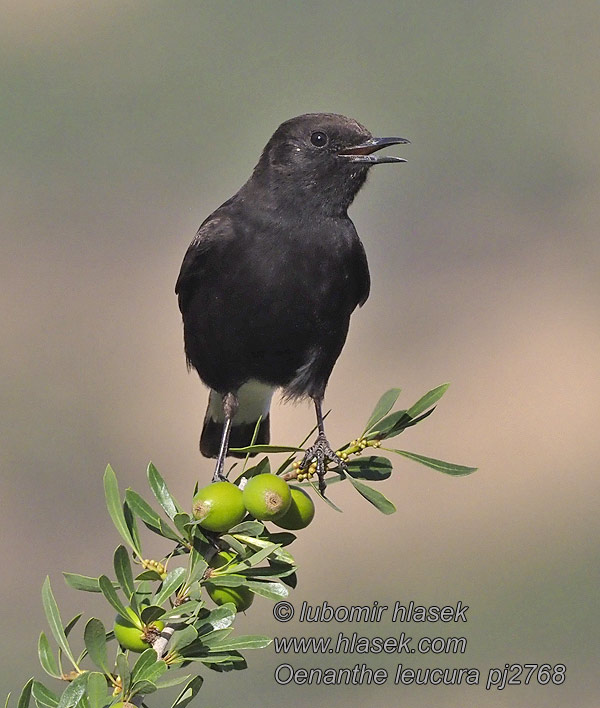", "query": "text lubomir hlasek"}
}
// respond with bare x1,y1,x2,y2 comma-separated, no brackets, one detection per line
297,600,469,623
